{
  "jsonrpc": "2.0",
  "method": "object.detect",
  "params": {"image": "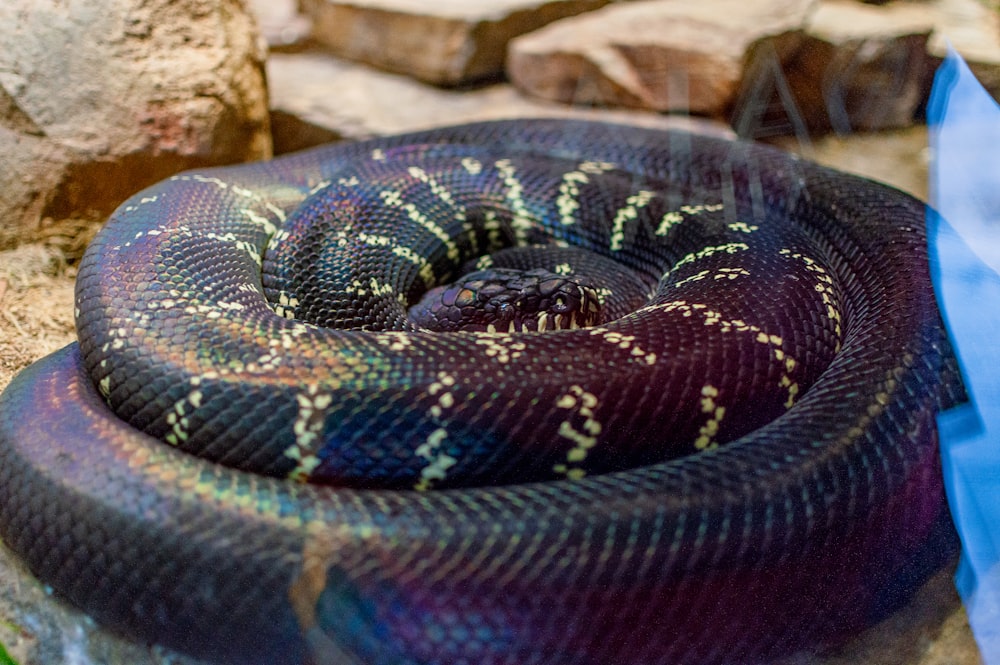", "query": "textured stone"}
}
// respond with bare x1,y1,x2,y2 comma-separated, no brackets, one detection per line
246,0,311,50
0,0,271,250
773,561,981,665
0,532,210,664
267,51,735,154
298,0,612,86
925,0,1000,100
727,0,1000,137
507,0,816,117
743,0,936,135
